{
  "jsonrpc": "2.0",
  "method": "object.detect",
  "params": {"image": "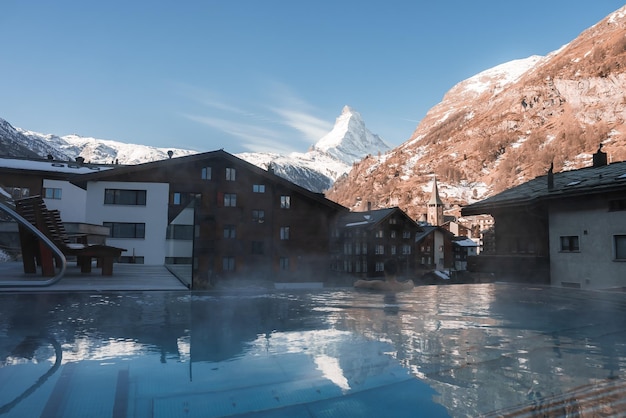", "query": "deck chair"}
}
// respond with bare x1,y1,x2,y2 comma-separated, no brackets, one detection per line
15,196,126,276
